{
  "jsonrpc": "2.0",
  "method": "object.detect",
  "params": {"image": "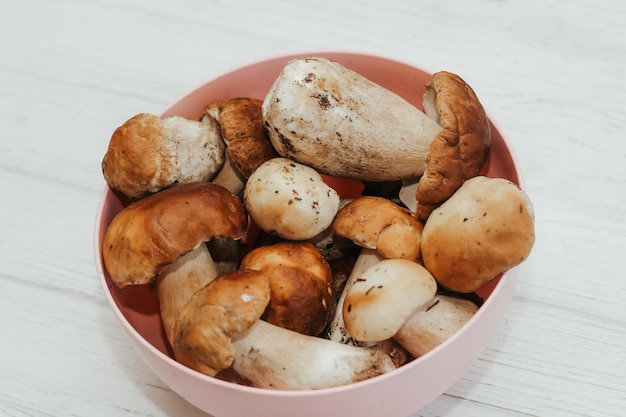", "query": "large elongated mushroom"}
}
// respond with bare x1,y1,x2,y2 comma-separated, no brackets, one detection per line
102,113,225,199
263,57,490,199
262,57,442,181
261,57,490,221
